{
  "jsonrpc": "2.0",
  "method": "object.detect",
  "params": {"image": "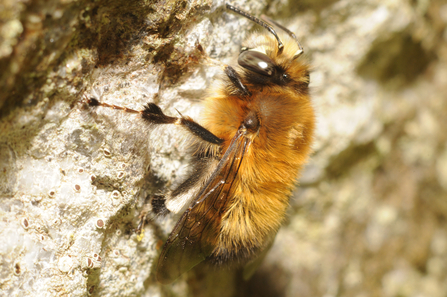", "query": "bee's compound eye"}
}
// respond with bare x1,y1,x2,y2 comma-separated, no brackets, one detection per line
238,51,275,76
